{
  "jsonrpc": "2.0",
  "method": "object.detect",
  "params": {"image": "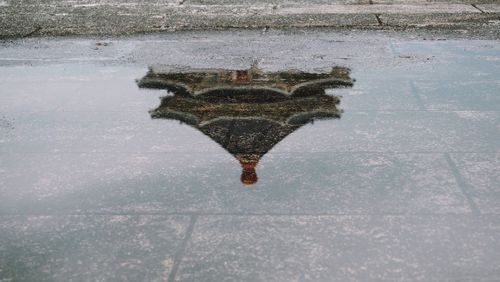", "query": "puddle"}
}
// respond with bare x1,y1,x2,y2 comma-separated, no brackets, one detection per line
1,34,500,282
137,65,353,184
0,37,499,215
